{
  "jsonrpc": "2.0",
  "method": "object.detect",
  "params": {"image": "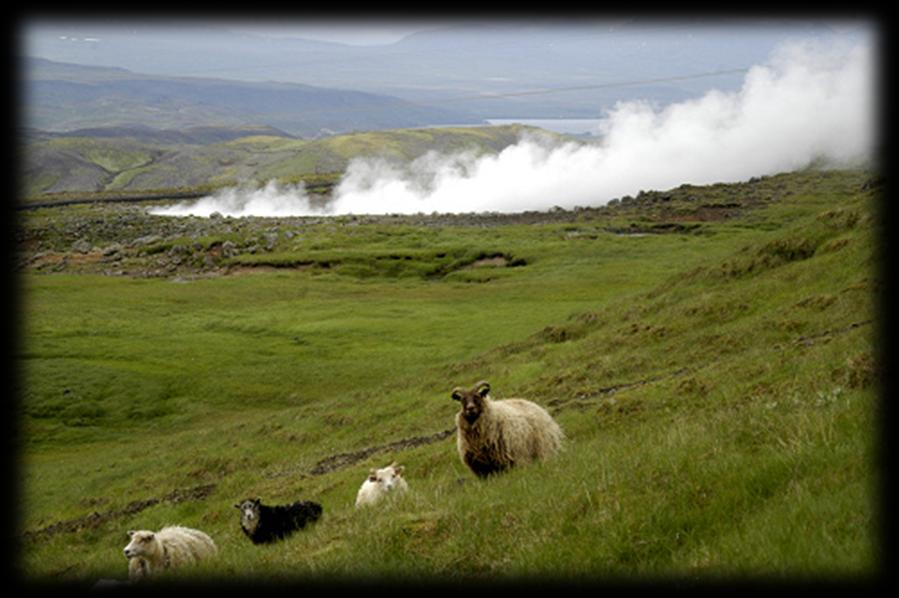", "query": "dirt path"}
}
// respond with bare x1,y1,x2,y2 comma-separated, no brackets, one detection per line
308,428,456,475
22,484,216,542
